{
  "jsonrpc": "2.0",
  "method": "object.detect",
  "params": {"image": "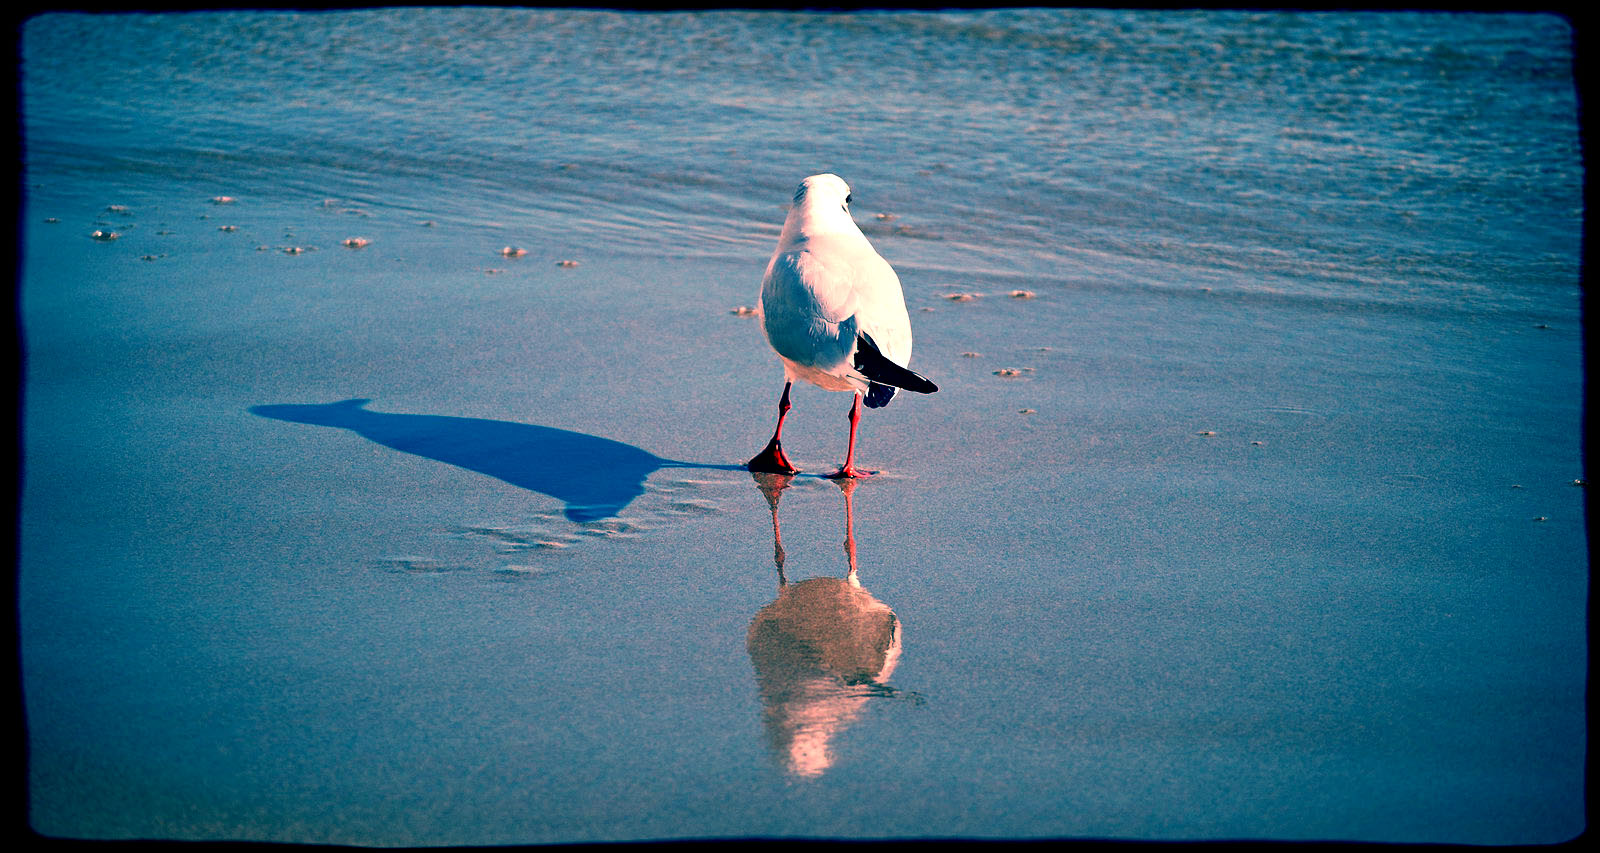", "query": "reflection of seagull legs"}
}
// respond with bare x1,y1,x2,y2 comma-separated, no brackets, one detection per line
751,471,795,583
837,476,859,583
751,472,865,586
751,472,863,586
